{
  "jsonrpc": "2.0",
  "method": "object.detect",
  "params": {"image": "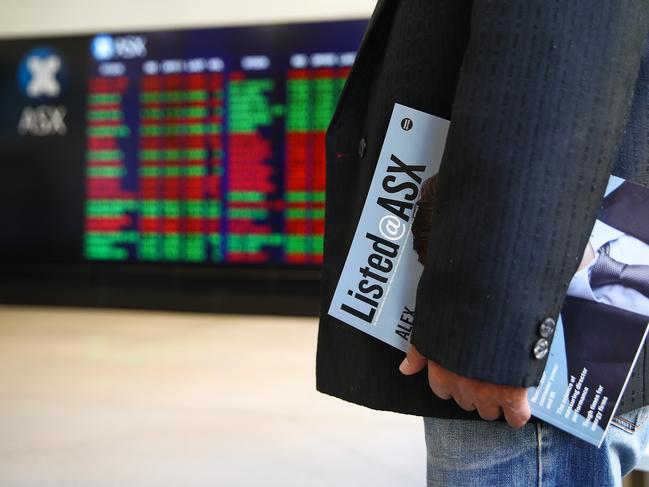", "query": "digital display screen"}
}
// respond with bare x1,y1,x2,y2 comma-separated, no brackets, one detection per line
0,19,367,271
